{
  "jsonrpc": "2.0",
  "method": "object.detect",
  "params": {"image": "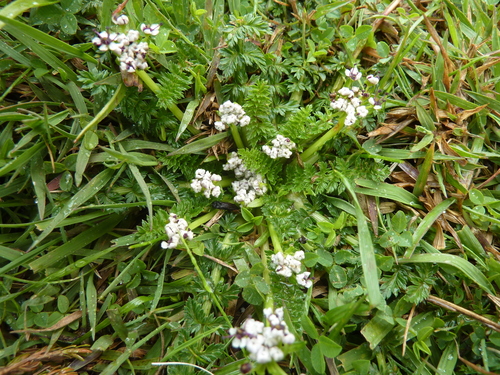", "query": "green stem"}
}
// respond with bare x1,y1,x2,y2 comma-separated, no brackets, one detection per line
189,210,218,230
182,238,232,327
136,70,184,121
259,224,274,310
267,221,282,254
229,124,245,149
300,118,344,162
